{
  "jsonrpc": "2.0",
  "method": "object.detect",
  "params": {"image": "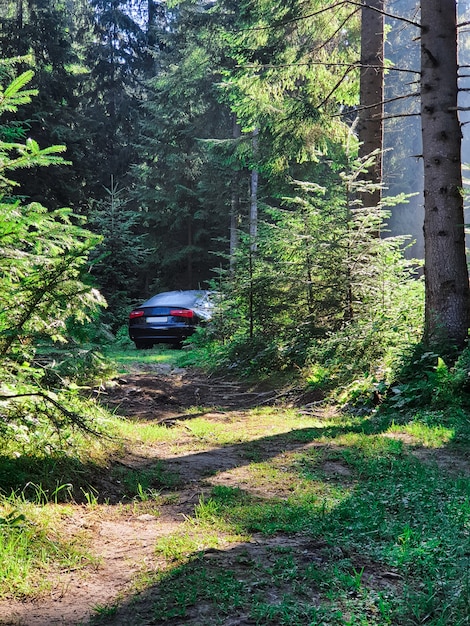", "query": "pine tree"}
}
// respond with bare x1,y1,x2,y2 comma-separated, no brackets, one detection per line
420,0,469,350
0,64,103,362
